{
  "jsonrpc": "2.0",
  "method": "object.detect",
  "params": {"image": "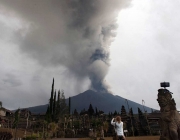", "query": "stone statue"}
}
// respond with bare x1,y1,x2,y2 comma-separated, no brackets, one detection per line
157,88,180,140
